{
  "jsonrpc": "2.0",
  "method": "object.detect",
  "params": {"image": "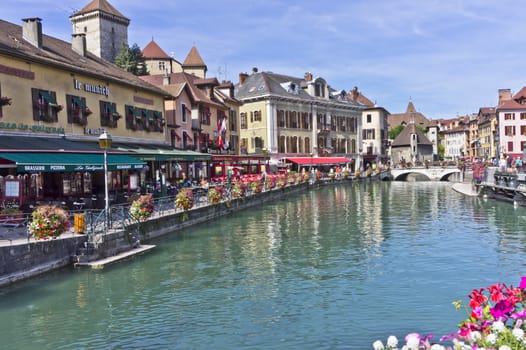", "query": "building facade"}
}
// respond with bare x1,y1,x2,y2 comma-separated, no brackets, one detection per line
234,69,367,167
496,87,526,160
0,16,181,206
